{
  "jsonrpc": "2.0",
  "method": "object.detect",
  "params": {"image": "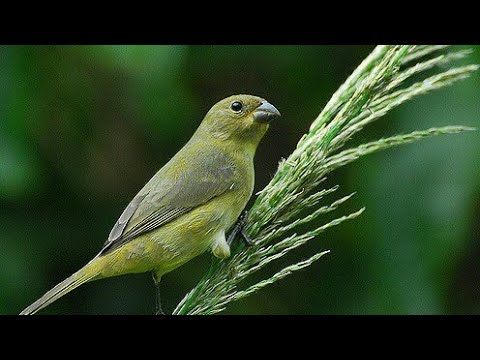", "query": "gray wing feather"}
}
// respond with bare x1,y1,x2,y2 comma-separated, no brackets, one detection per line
107,193,147,244
116,206,189,243
100,151,236,254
